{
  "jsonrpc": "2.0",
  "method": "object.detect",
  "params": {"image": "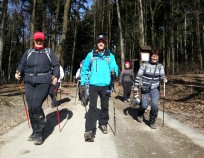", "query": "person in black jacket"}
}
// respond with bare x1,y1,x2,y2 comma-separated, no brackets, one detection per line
15,32,60,145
